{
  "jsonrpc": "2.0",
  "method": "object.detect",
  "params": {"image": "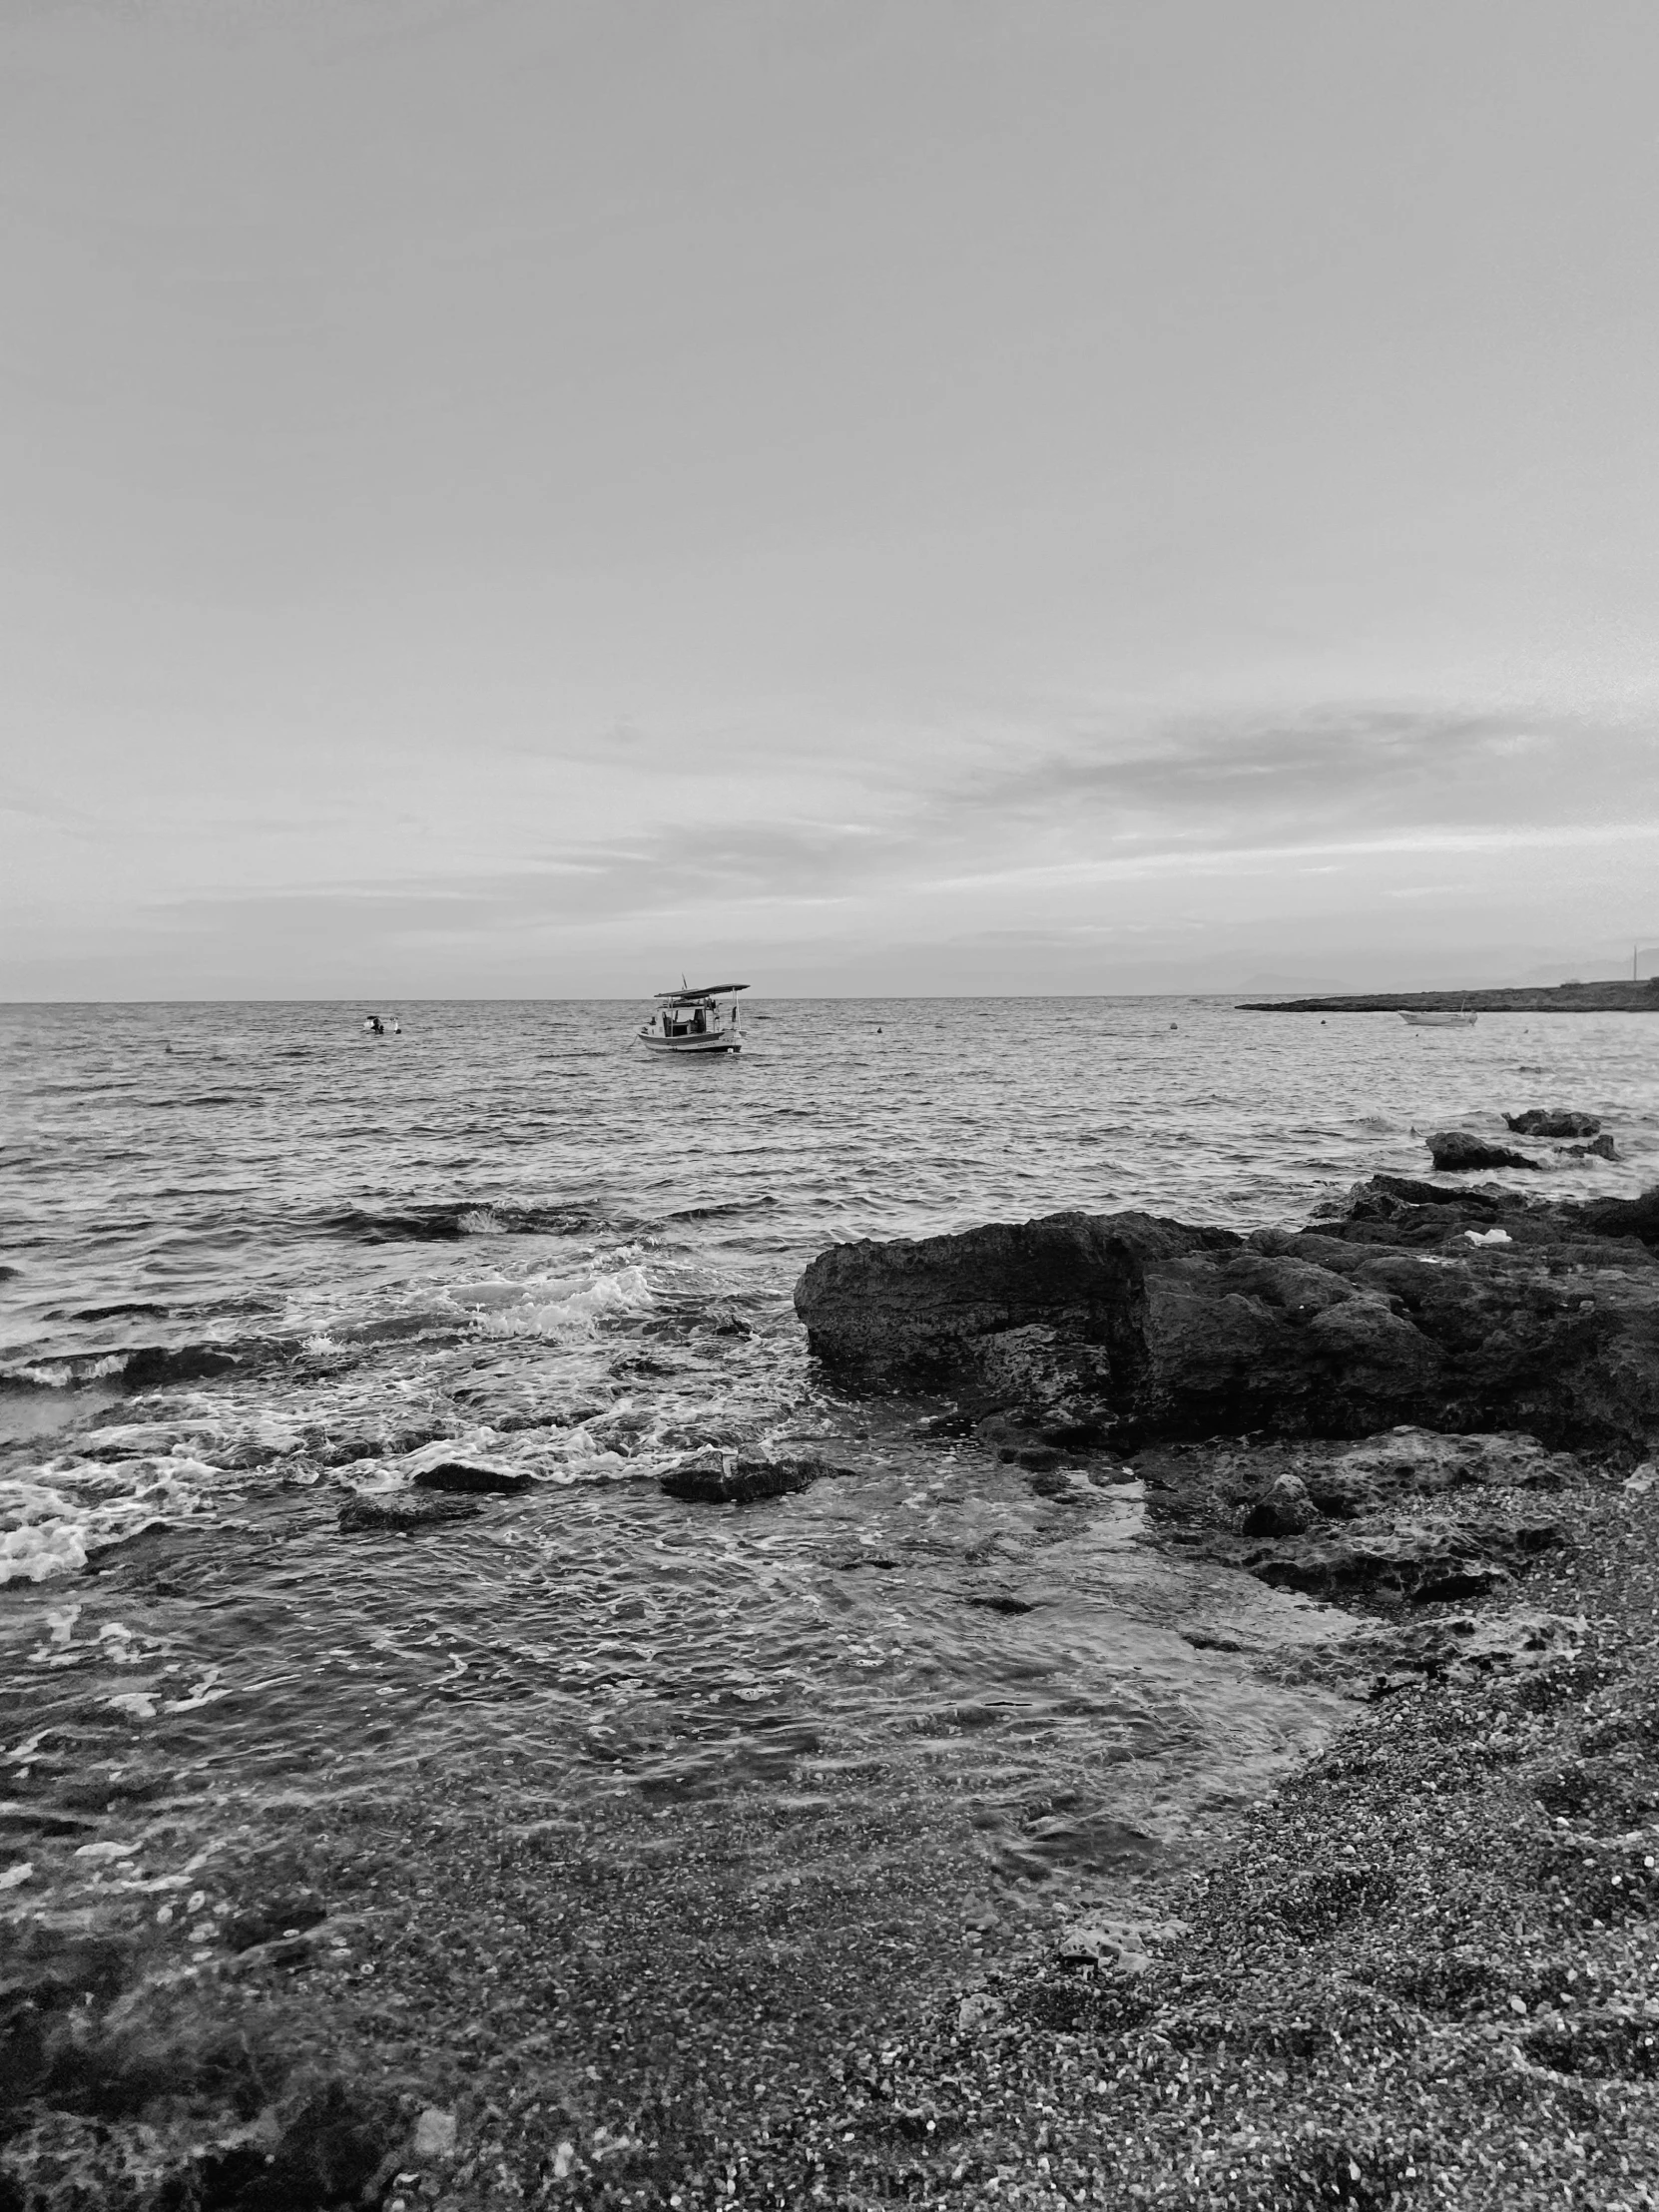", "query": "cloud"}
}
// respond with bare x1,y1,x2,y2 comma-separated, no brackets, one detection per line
943,704,1655,849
